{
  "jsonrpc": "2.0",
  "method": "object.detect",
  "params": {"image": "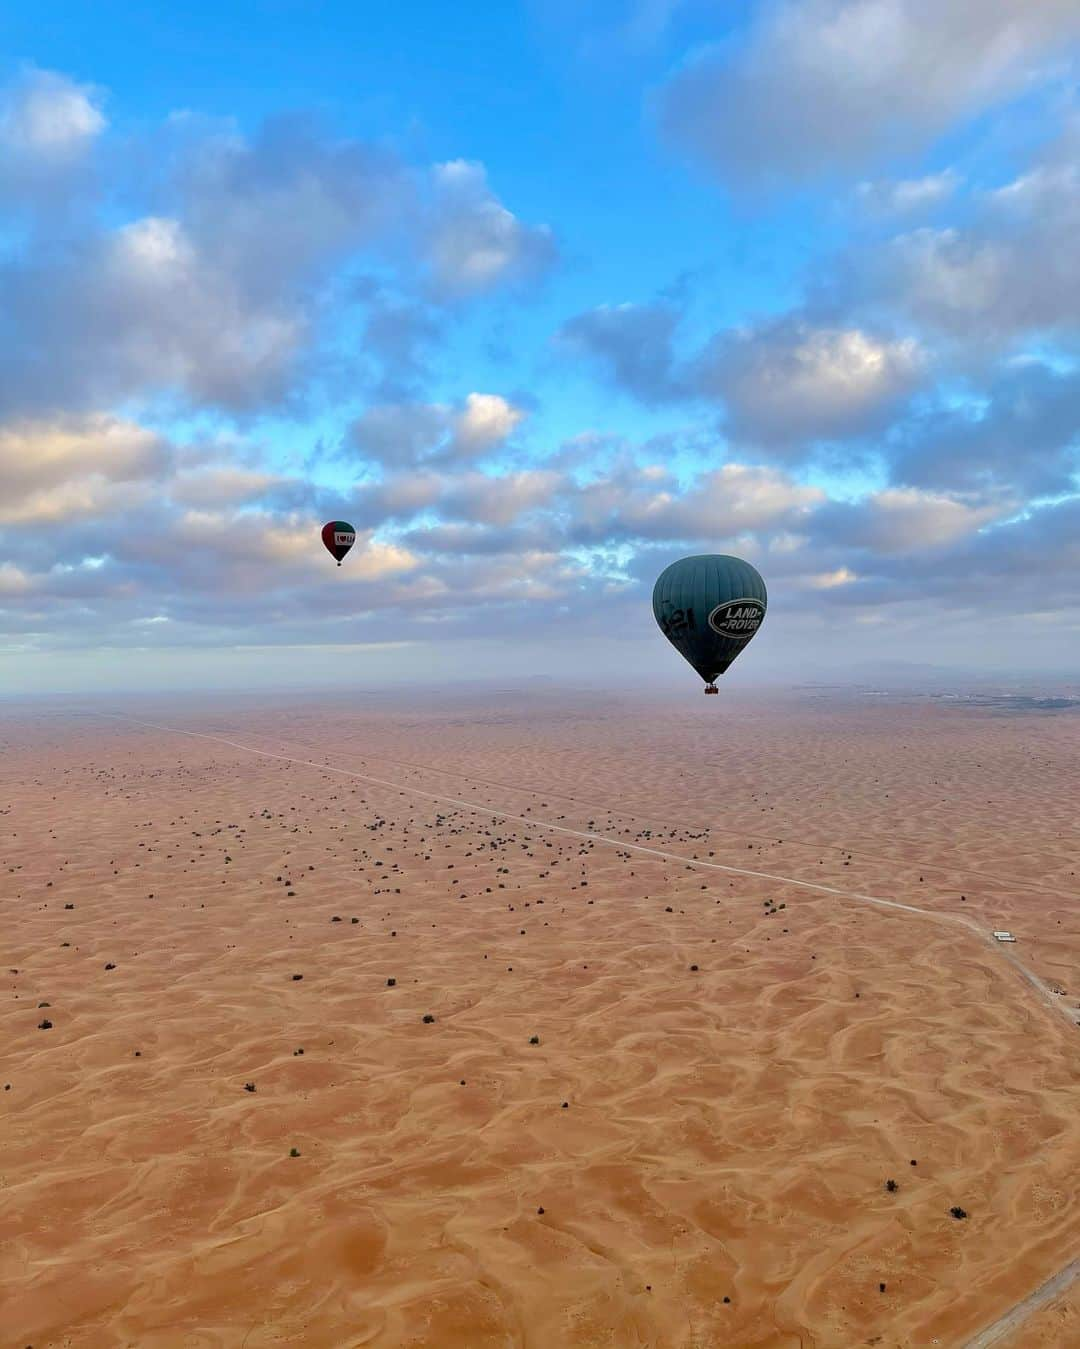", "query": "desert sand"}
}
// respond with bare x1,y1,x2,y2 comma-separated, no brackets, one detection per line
2,685,1078,1348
